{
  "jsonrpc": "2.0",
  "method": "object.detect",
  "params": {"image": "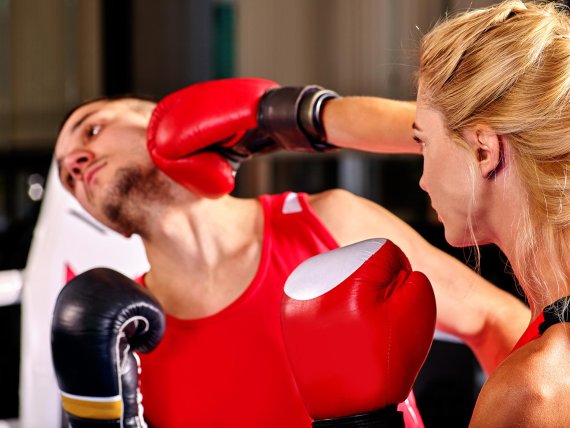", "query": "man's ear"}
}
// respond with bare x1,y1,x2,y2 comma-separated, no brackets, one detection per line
465,126,503,179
